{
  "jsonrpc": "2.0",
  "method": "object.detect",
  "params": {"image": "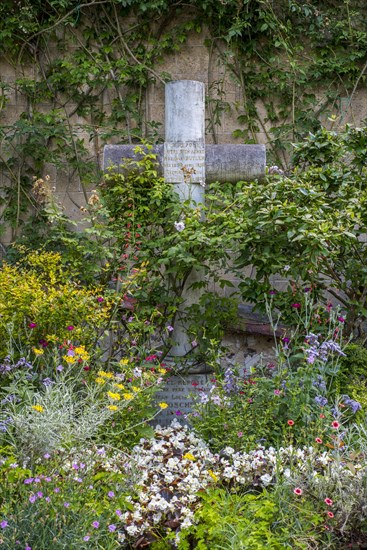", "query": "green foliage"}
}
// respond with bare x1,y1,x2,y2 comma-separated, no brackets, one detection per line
178,487,326,549
201,126,367,336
